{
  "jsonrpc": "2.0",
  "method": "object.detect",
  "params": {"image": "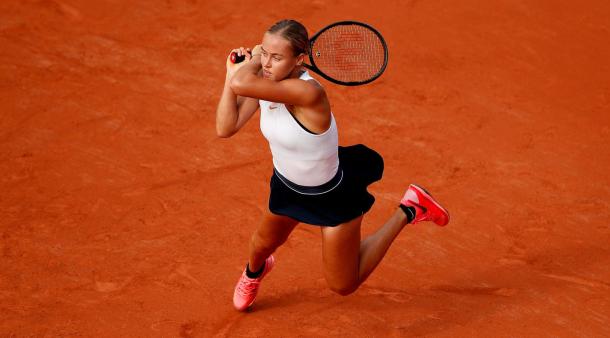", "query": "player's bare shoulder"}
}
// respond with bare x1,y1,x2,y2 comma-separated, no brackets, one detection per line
300,73,327,100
